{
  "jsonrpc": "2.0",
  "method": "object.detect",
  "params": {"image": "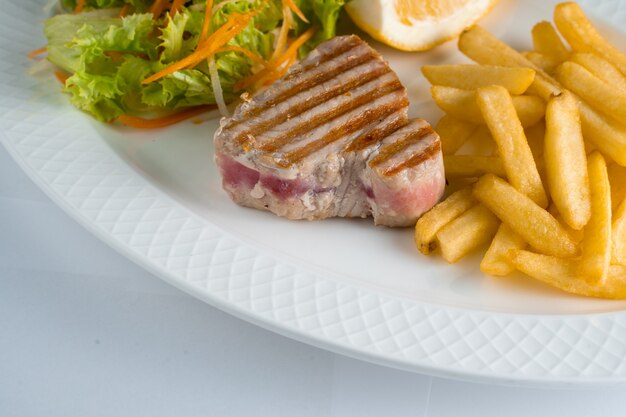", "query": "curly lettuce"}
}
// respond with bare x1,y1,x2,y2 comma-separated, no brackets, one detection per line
44,0,346,122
